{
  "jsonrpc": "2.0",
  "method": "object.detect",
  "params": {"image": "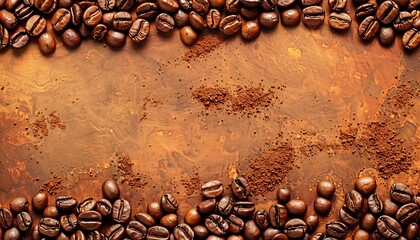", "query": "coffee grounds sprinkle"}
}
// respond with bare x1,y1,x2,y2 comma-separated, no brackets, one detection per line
31,111,66,139
115,155,149,188
192,85,230,110
182,33,225,62
39,175,64,195
180,168,201,196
